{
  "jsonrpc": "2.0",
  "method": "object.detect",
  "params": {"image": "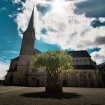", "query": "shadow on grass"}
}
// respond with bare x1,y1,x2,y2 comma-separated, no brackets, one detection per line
21,91,82,99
